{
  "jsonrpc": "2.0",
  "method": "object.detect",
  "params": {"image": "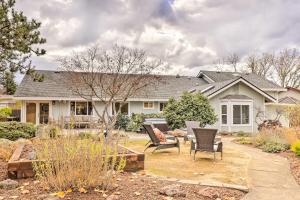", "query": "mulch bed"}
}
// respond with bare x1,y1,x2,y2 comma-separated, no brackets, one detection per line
280,151,300,185
0,158,246,200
